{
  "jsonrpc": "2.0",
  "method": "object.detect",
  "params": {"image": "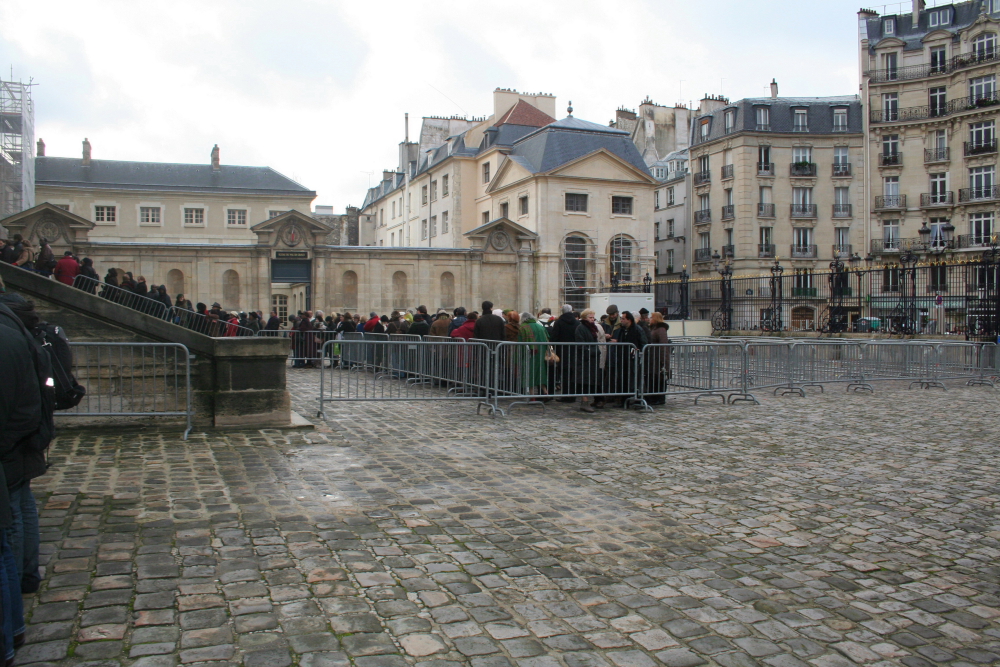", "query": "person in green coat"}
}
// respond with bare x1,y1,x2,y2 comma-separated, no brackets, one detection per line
516,312,549,397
